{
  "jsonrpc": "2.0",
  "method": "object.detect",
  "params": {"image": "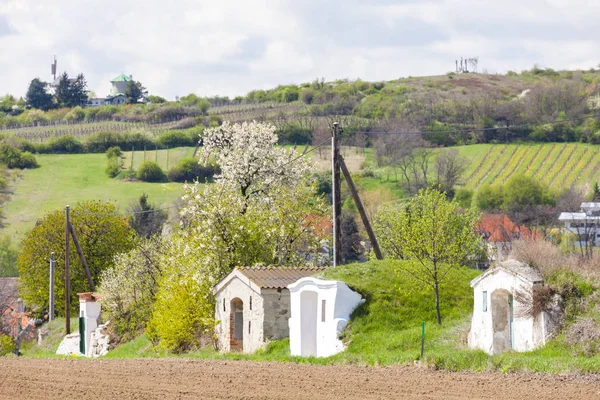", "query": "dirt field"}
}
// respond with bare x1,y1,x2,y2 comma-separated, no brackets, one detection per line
1,358,599,400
